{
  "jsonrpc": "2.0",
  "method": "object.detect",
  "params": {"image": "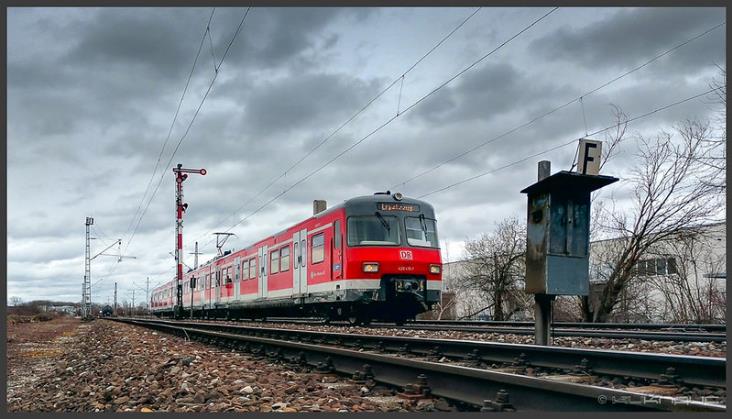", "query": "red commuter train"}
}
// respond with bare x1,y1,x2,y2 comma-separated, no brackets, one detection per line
150,192,442,325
